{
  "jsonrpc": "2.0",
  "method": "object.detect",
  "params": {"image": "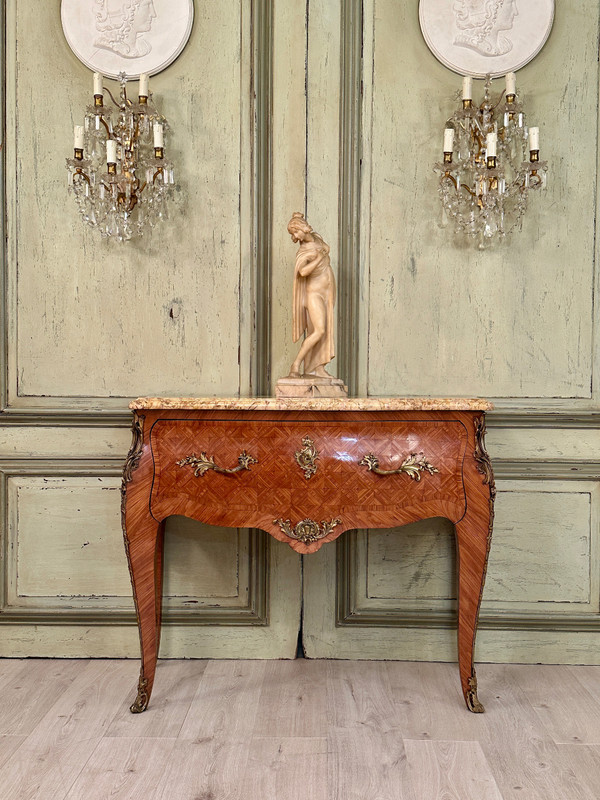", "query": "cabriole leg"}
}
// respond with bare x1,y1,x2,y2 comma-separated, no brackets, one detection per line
454,414,495,713
124,515,165,713
121,411,165,713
